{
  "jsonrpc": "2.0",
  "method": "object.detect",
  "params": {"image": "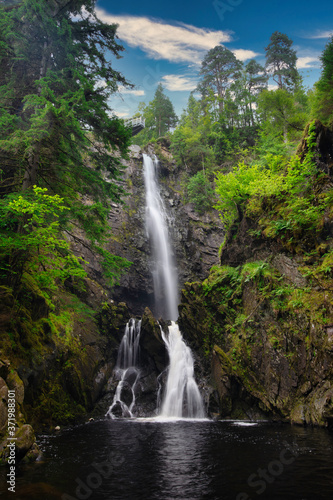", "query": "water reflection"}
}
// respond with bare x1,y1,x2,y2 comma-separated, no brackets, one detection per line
0,419,333,500
153,421,212,499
